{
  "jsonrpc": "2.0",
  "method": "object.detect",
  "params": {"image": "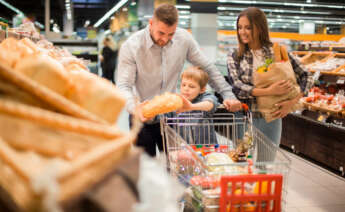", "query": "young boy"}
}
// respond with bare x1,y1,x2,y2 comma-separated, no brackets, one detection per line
170,66,219,144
